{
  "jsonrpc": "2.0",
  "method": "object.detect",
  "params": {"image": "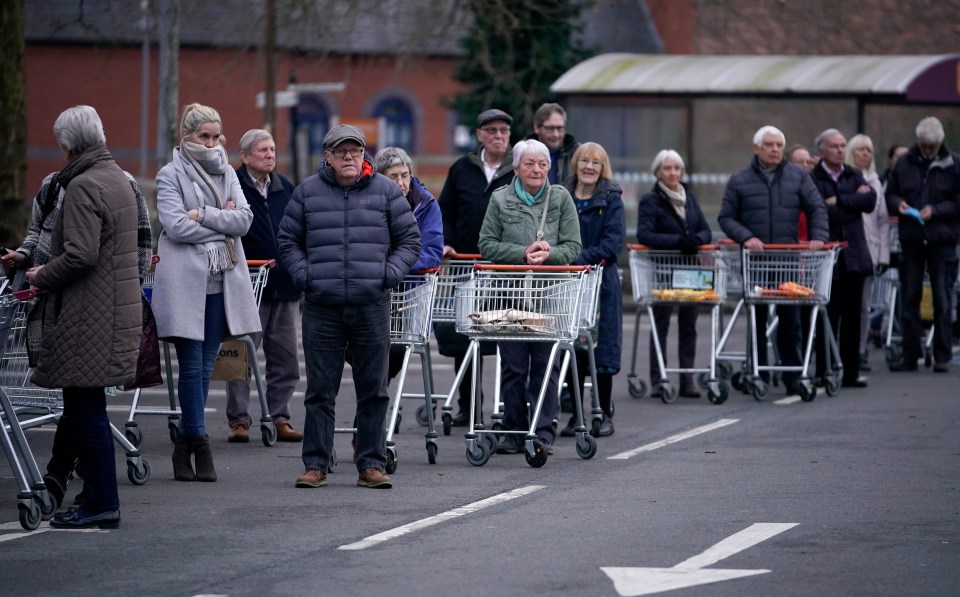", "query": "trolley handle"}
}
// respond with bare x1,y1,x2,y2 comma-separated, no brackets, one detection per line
151,254,160,265
627,243,721,251
760,242,847,250
446,253,484,261
412,266,441,275
473,264,592,273
247,259,276,269
13,287,43,301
